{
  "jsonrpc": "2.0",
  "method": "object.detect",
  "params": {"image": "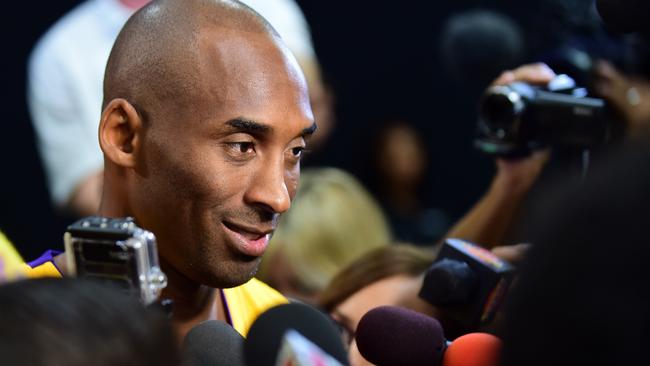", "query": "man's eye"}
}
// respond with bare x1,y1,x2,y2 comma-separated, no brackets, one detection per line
225,142,256,160
232,142,255,153
291,147,305,158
